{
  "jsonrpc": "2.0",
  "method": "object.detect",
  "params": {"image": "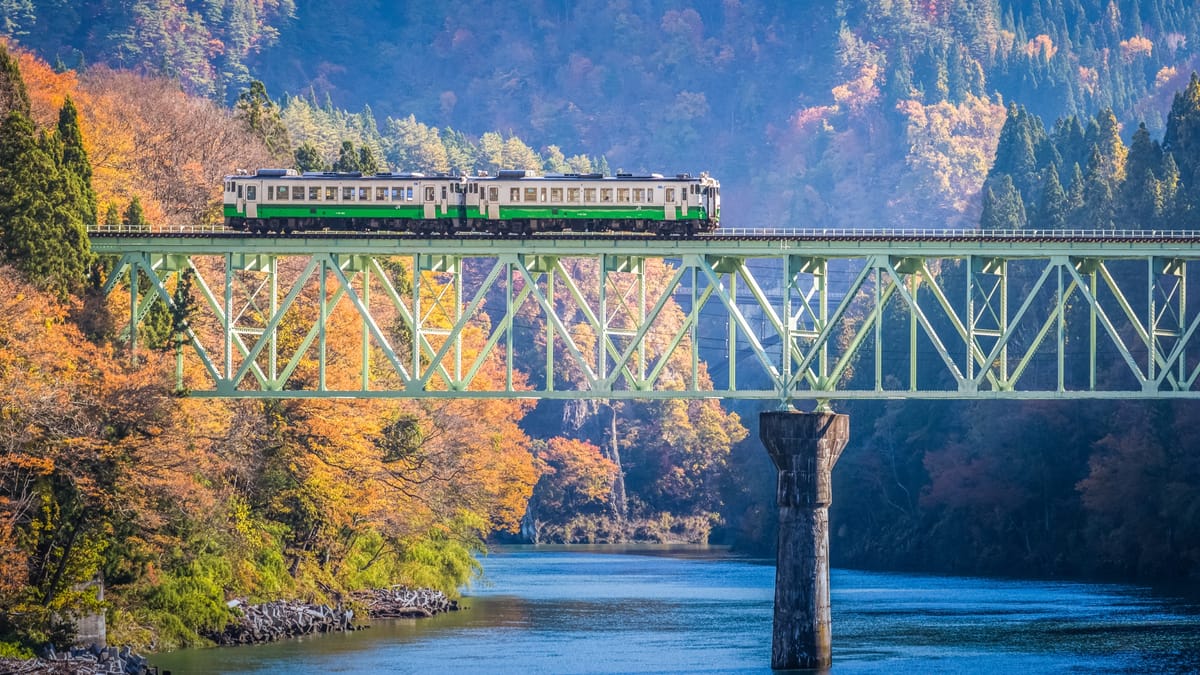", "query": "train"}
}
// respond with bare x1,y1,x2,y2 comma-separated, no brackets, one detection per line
222,169,720,235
